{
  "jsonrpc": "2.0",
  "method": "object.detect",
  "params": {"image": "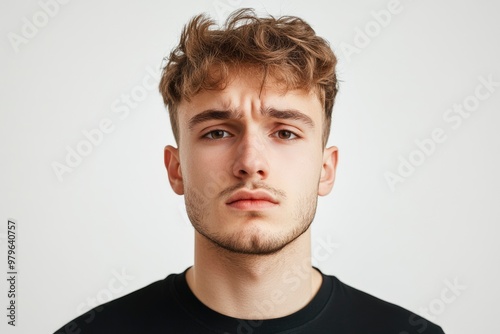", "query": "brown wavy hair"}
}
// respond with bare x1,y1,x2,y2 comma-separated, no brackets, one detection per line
159,8,338,147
